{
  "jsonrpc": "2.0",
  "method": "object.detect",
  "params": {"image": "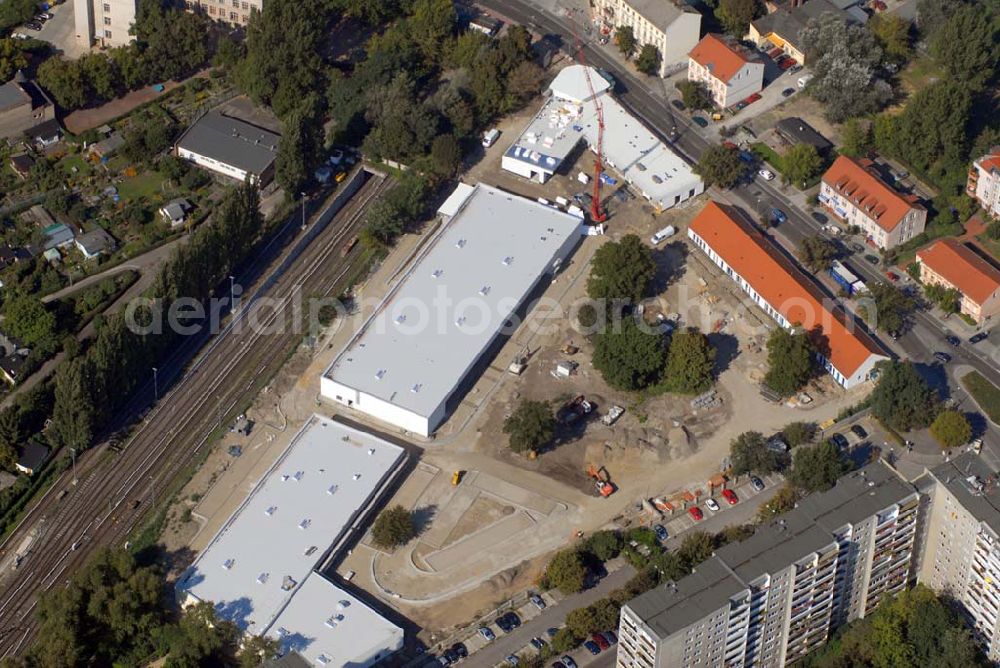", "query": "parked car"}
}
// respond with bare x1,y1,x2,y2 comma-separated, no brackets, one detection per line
592,633,610,650
771,208,787,224
744,92,762,105
603,631,618,645
759,168,776,181
25,21,42,30
328,148,345,165
946,335,961,346
561,657,578,668
850,242,865,254
584,640,602,655
830,433,850,449
722,489,739,505
530,637,547,650
654,524,668,542
689,506,704,521
506,655,520,666
671,99,686,111
443,648,460,663
551,663,567,668
546,627,559,638
934,351,952,364
971,332,989,344
601,405,625,426
692,116,708,127
437,655,451,666
851,424,868,439
811,211,828,224
530,594,546,610
478,627,495,641
781,87,796,97
450,643,468,658
705,498,721,512
778,57,797,70
885,271,898,281
750,476,765,492
864,254,880,265
496,615,514,633
790,64,803,73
